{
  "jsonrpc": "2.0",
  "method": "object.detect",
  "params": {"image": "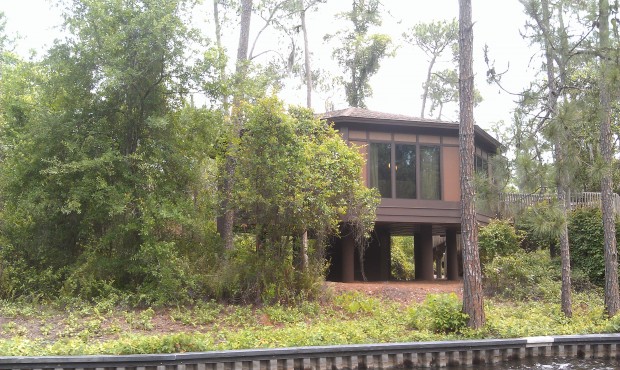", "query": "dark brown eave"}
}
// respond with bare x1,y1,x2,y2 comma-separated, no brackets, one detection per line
324,115,501,154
